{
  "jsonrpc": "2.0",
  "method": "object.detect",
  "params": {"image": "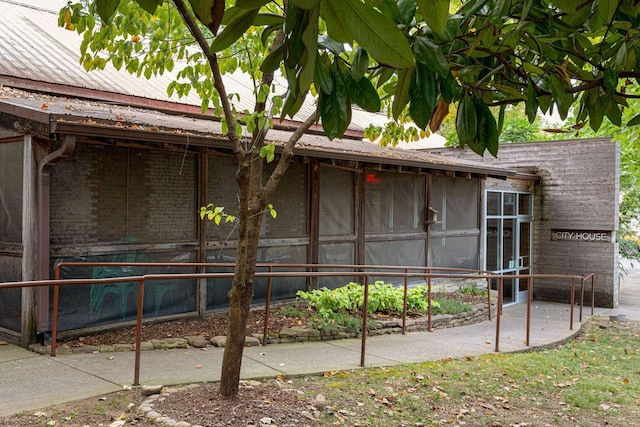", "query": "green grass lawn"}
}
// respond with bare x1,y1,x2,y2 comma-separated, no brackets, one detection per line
306,316,640,426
